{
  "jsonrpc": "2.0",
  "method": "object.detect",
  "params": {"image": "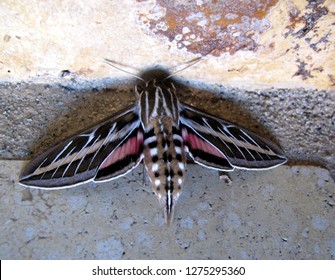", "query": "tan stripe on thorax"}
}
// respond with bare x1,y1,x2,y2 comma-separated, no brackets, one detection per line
138,79,179,129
